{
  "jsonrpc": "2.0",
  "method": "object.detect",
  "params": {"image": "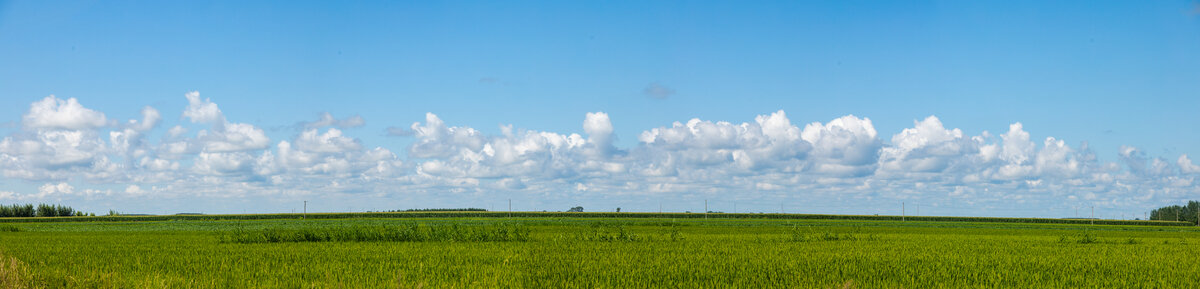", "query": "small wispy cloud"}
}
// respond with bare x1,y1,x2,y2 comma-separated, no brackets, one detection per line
302,112,365,129
643,82,675,99
385,126,414,137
